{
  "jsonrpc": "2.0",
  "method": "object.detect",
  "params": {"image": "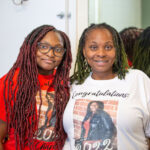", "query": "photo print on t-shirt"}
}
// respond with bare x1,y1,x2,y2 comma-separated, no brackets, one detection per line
36,91,56,142
73,99,118,150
